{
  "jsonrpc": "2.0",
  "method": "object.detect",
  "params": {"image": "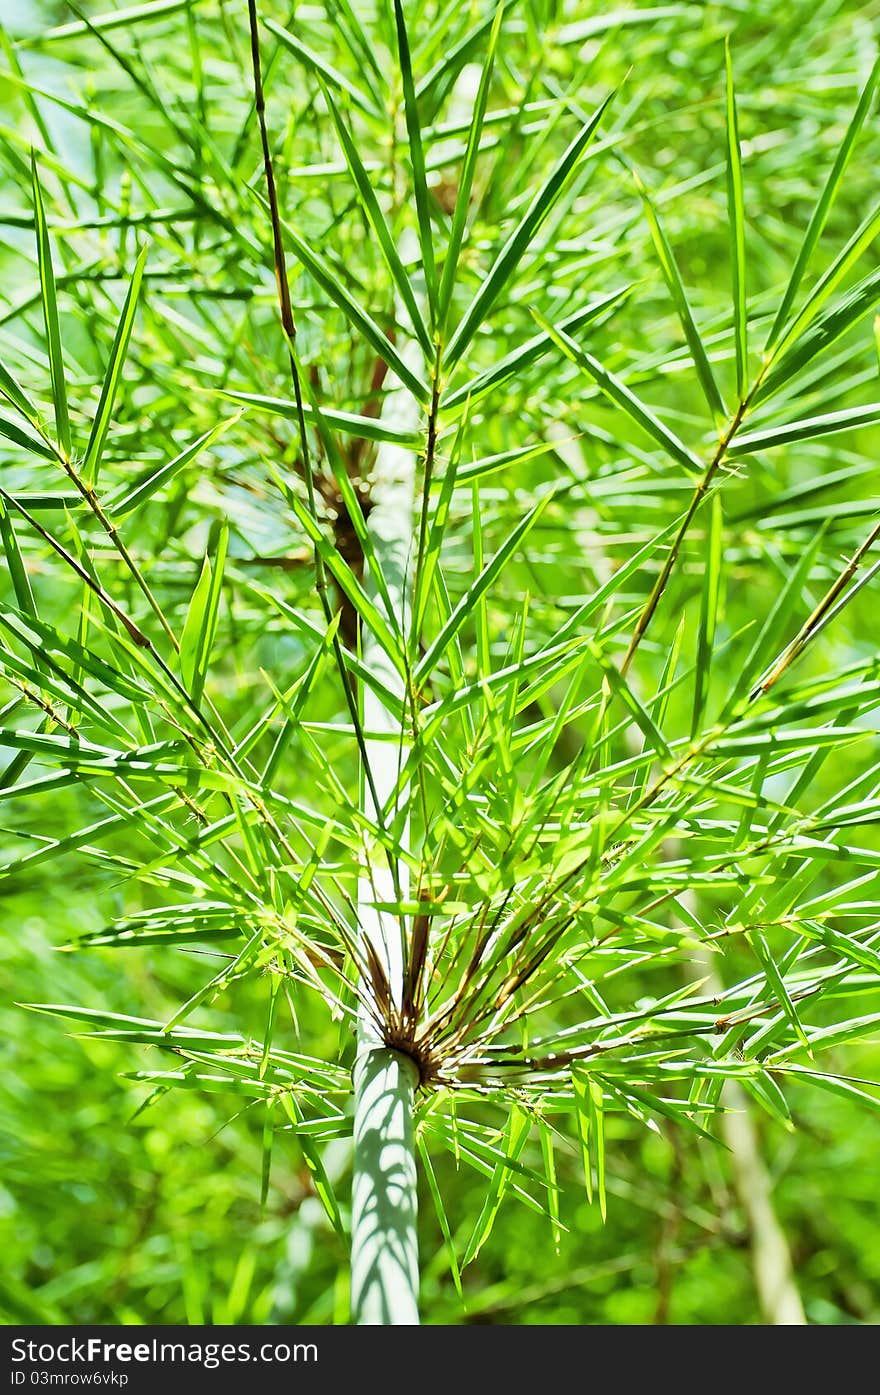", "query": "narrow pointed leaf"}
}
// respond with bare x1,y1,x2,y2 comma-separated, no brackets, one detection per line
437,3,502,329
536,314,703,474
445,94,612,367
416,488,555,681
730,402,880,455
393,0,437,318
264,19,381,118
756,265,880,403
725,41,747,398
322,82,432,356
217,390,422,446
31,155,71,456
636,170,725,421
691,493,722,735
766,55,880,348
461,1106,531,1267
180,523,228,706
111,417,240,516
278,215,430,404
0,354,39,423
0,414,54,459
82,244,147,482
443,289,629,413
